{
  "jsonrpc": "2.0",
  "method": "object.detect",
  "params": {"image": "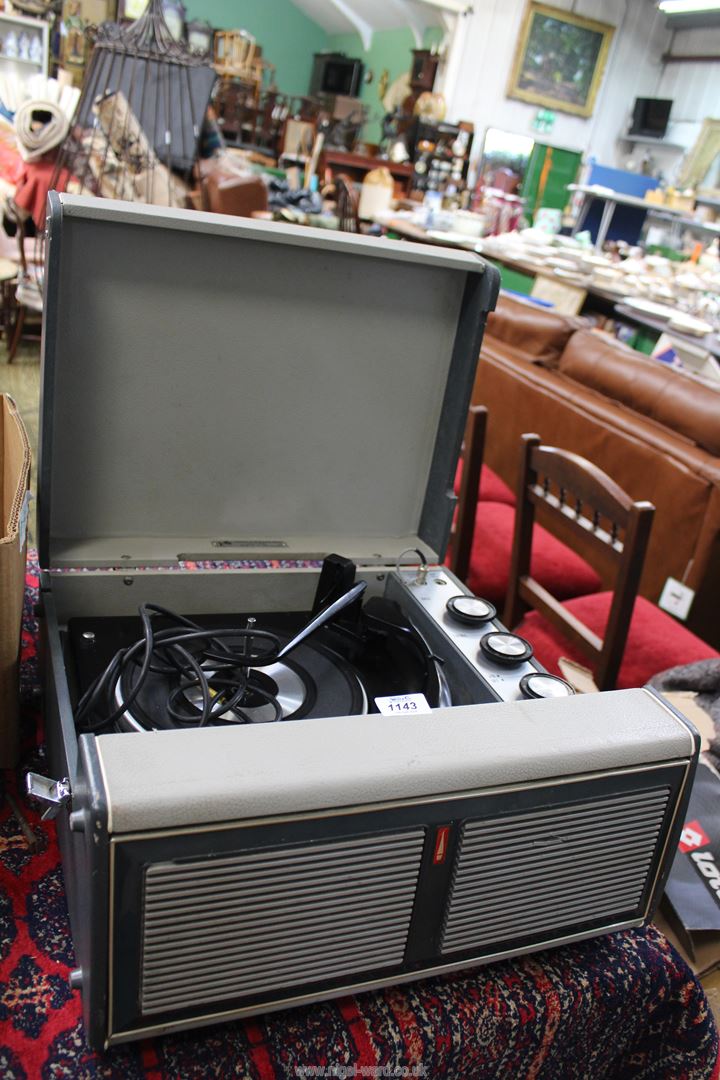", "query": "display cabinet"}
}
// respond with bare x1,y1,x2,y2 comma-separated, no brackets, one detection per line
0,11,49,83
